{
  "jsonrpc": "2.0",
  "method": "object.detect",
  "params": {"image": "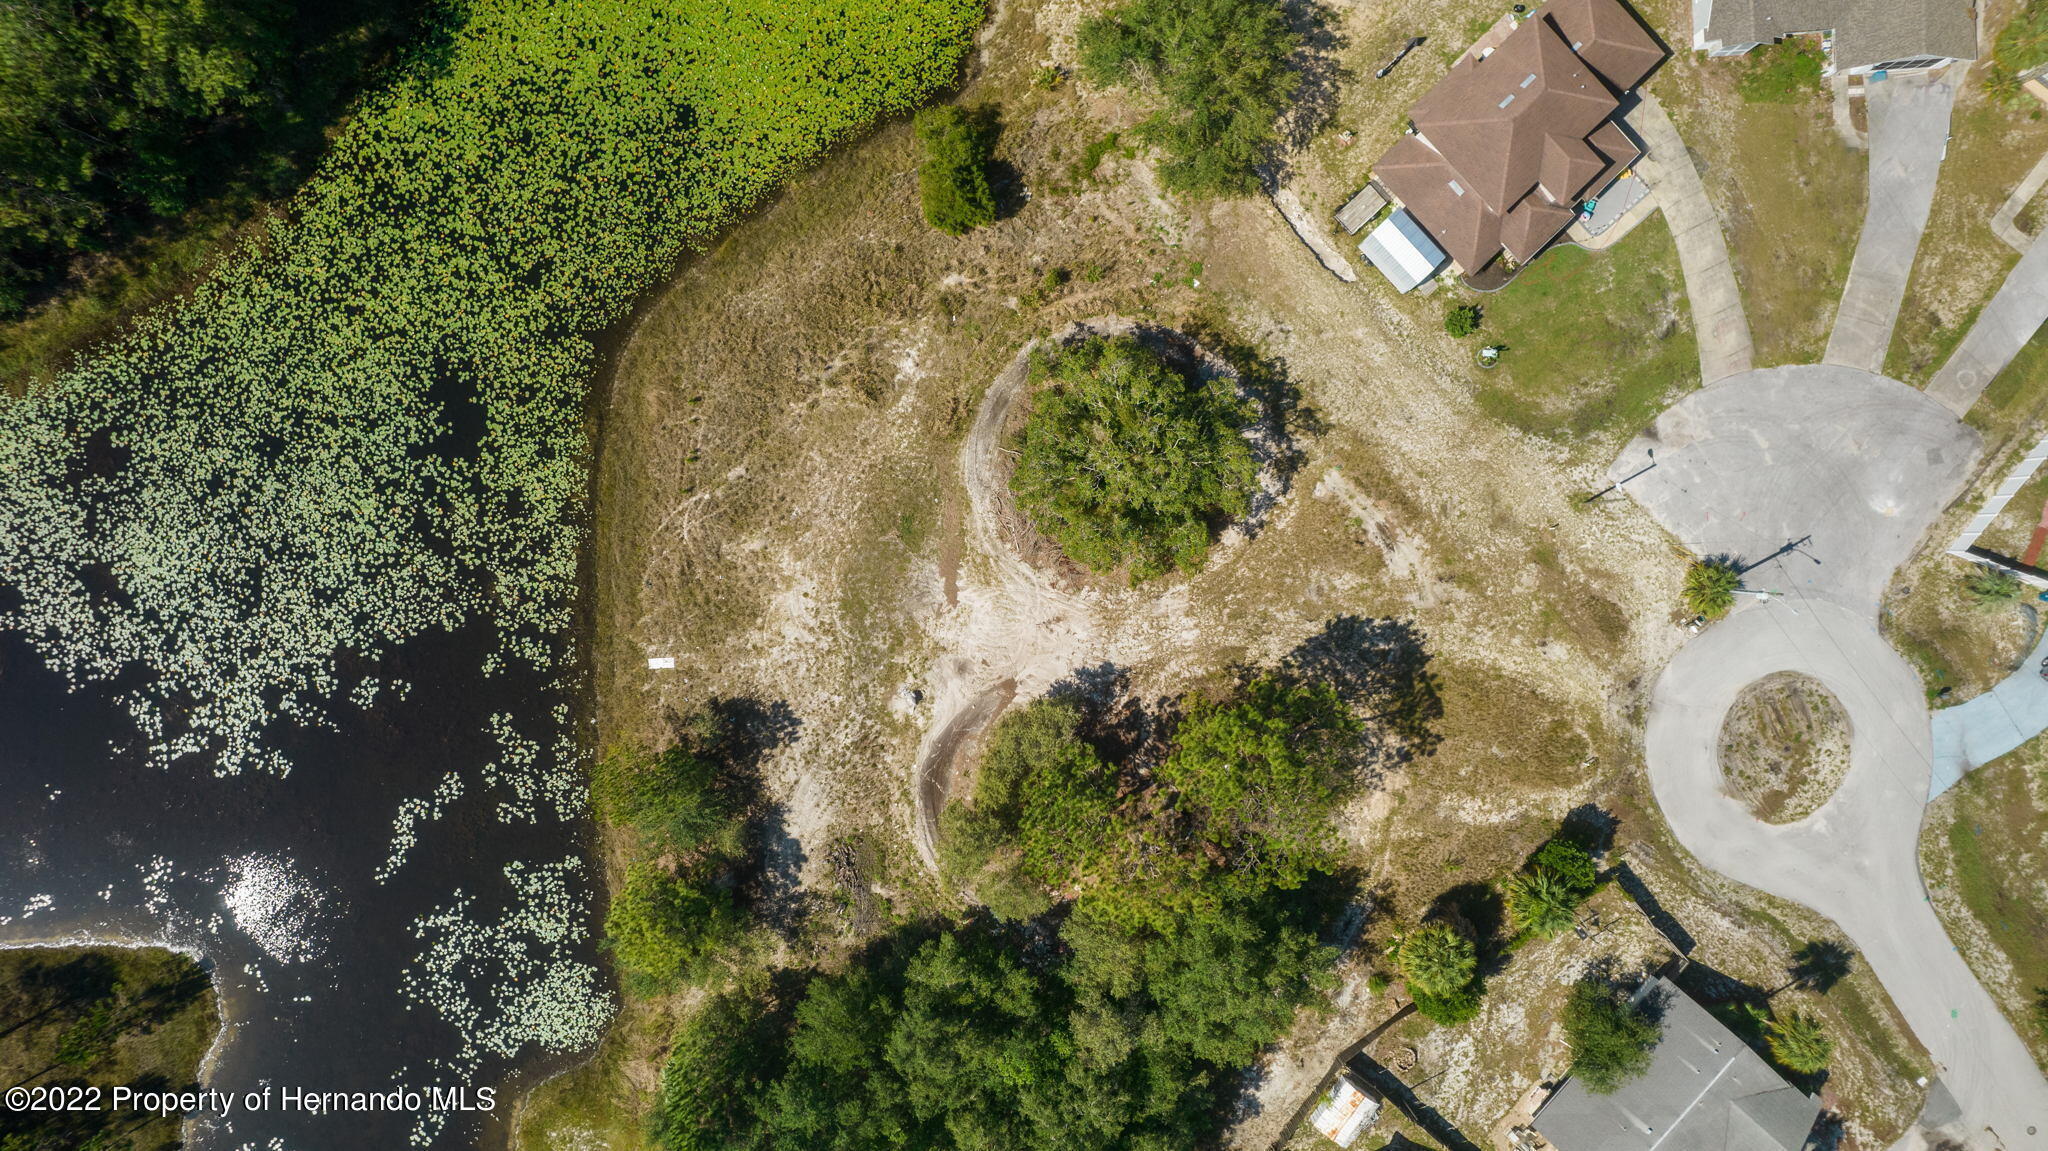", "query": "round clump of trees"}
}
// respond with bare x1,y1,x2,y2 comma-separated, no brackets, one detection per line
1010,333,1260,582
